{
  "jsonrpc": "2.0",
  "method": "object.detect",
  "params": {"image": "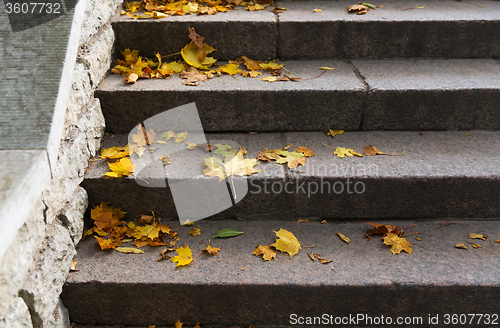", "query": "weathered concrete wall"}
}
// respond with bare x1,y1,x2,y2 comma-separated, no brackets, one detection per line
0,0,121,326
